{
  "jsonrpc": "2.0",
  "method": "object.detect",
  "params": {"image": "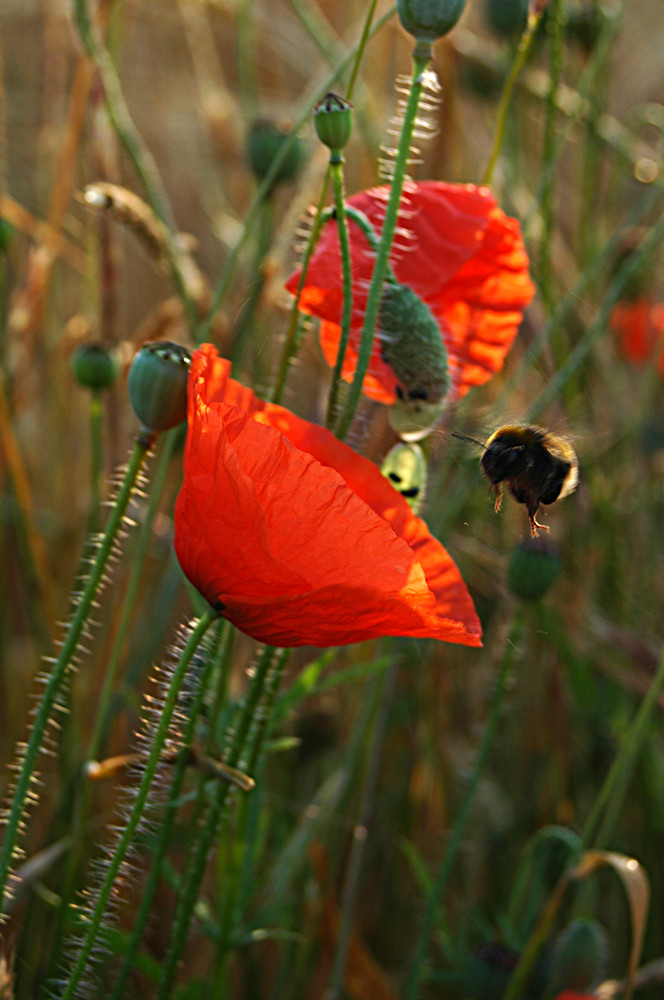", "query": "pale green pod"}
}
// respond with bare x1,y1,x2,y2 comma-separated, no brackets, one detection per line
381,441,427,512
